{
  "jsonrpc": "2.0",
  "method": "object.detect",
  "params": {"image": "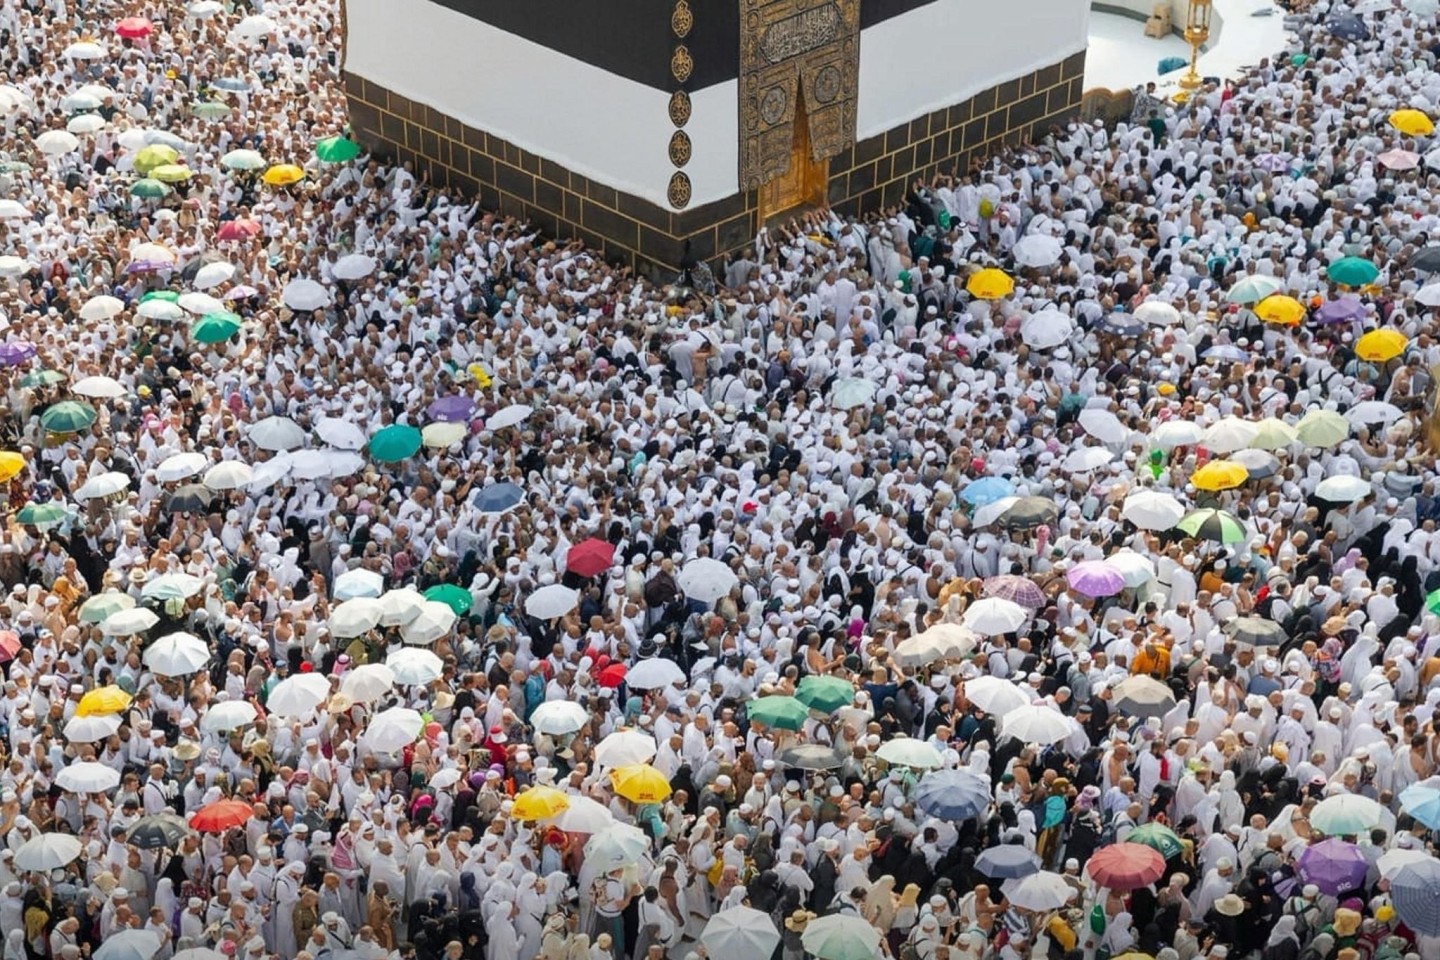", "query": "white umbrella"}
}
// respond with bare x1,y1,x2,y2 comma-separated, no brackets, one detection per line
137,299,184,321
1149,420,1205,449
140,573,205,601
178,292,225,315
962,597,1028,635
584,823,651,869
545,794,614,833
385,648,444,686
63,41,108,59
282,278,332,311
1002,705,1073,744
1346,400,1404,426
15,833,83,871
1316,475,1372,502
377,588,427,627
702,907,782,960
247,416,306,451
801,915,882,960
1106,550,1156,588
334,568,385,601
1122,490,1186,530
487,404,534,430
1019,309,1073,349
316,416,368,450
402,600,459,645
333,254,376,280
341,663,396,702
875,737,944,769
199,700,258,733
232,14,278,39
831,377,876,410
79,297,125,321
331,597,383,637
73,375,126,398
1201,416,1260,453
626,658,685,689
677,557,738,602
143,633,211,677
67,113,106,134
73,471,130,500
266,674,333,718
430,769,464,790
62,713,122,743
1061,446,1114,473
1134,301,1181,325
96,932,161,960
1012,234,1063,268
0,256,33,276
54,761,121,793
35,130,80,155
362,707,424,753
963,675,1031,716
193,261,236,289
1077,408,1127,444
203,461,253,491
893,623,976,667
0,199,30,219
530,700,590,735
1001,871,1076,911
247,454,293,490
1417,283,1440,307
156,451,208,482
525,584,578,619
1378,848,1432,879
594,729,658,768
291,448,364,480
102,607,159,636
